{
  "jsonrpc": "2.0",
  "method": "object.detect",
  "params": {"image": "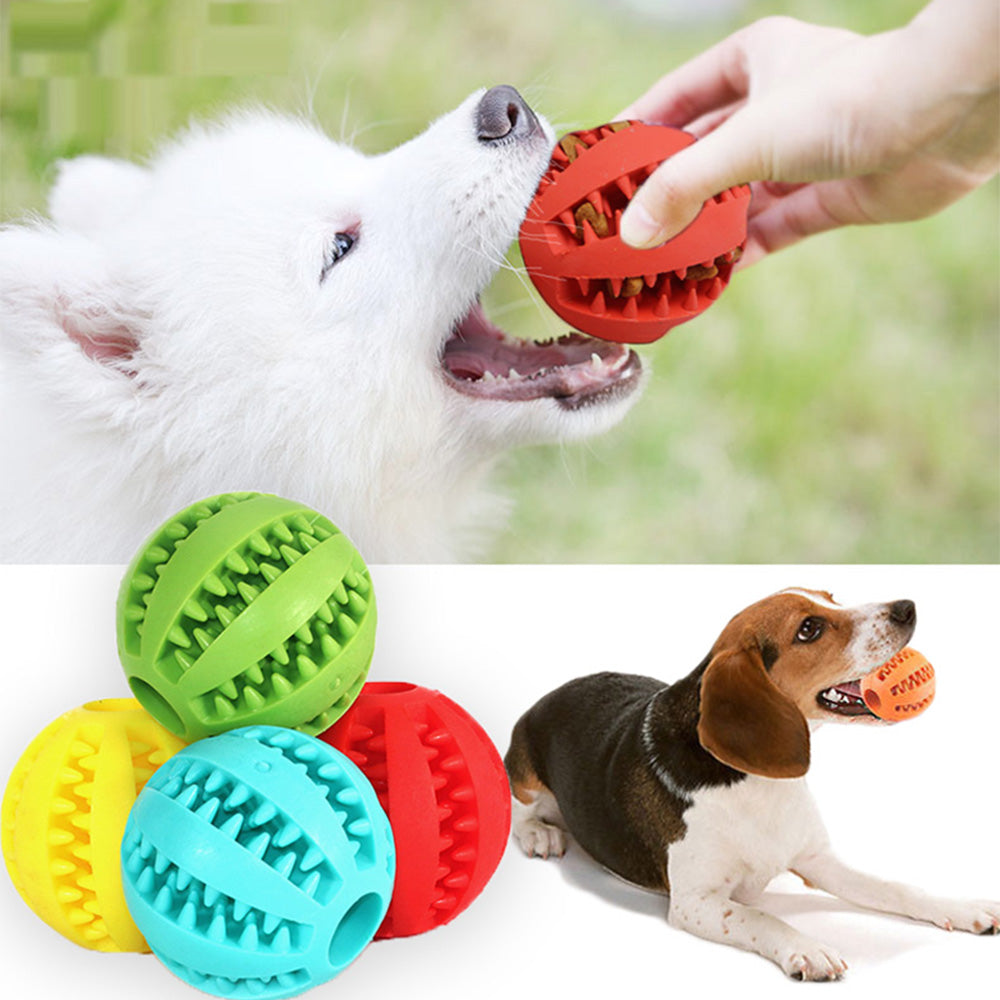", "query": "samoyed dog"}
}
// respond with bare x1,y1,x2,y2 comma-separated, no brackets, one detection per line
0,86,643,562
